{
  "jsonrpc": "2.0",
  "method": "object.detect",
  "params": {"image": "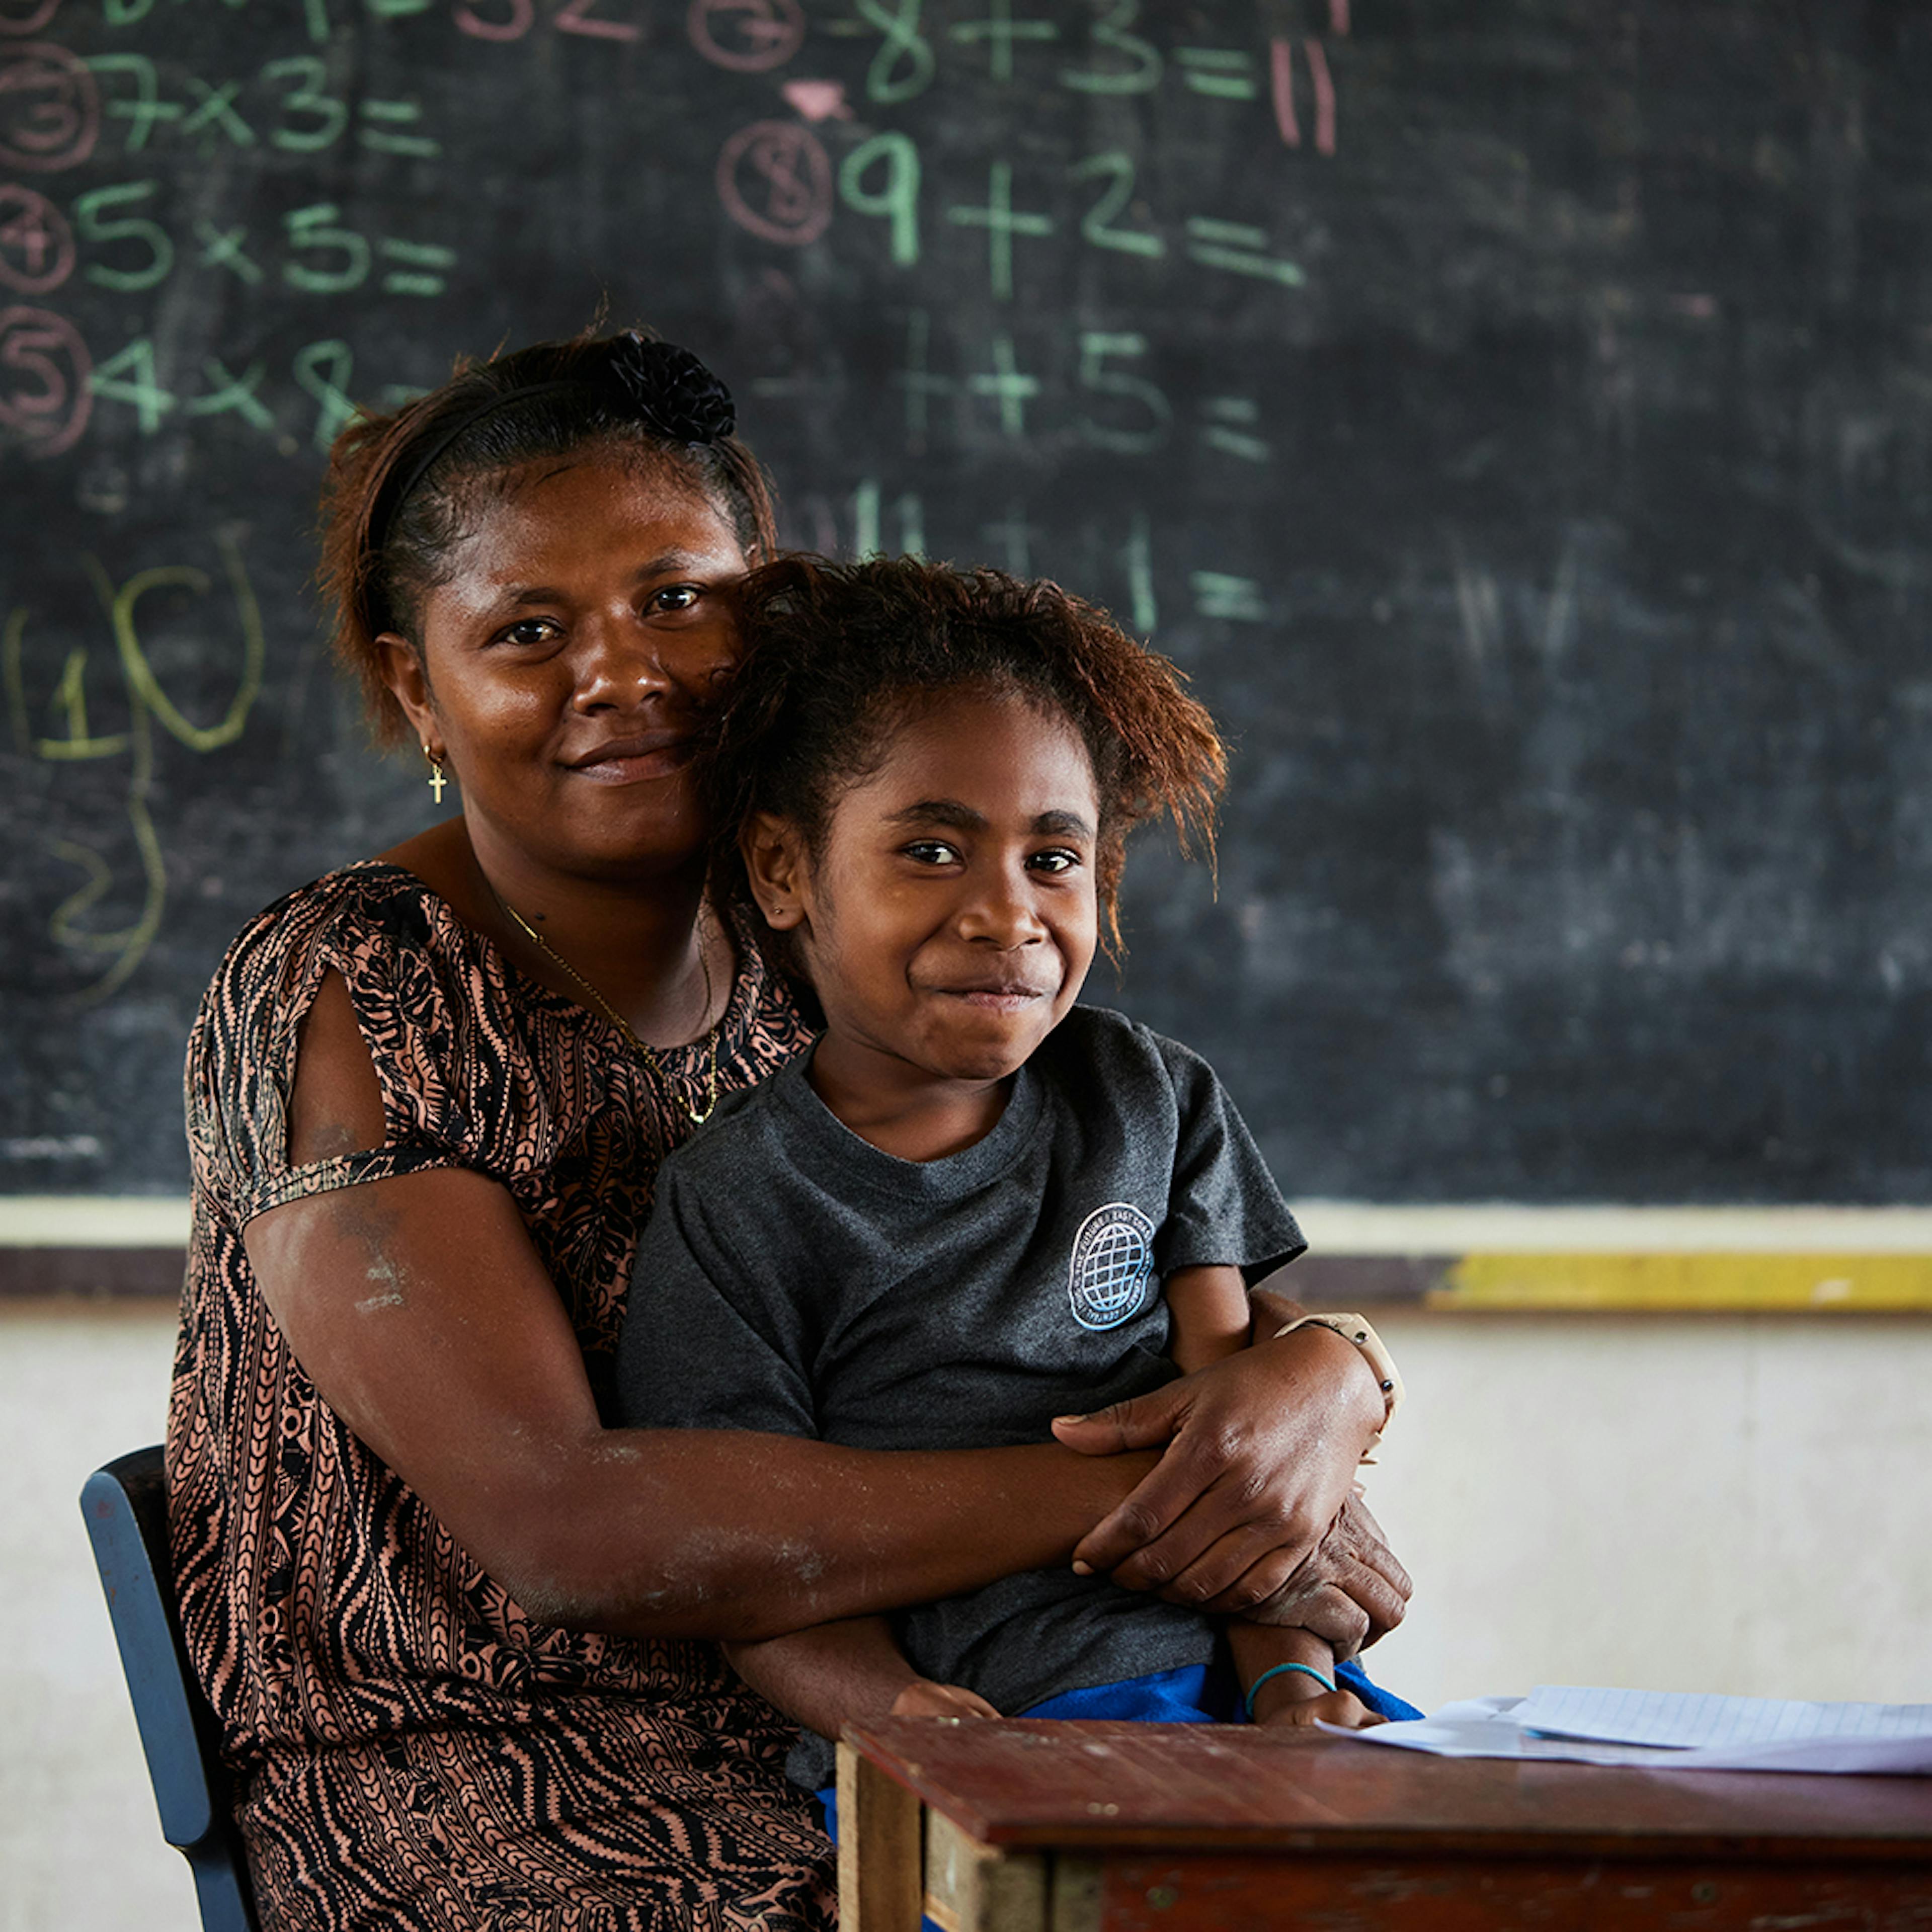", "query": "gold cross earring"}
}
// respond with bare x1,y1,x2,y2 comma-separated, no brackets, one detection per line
423,743,447,804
